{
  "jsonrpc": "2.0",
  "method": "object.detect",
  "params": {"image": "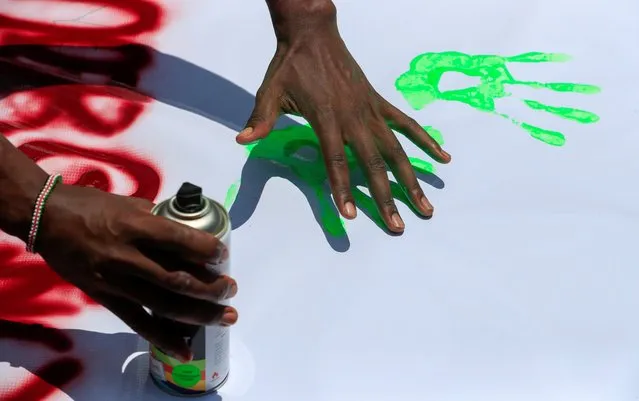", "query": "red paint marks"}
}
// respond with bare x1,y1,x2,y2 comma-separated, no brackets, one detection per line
0,43,155,136
3,357,83,401
0,85,149,136
0,1,168,398
0,243,96,324
19,140,162,200
0,0,165,46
